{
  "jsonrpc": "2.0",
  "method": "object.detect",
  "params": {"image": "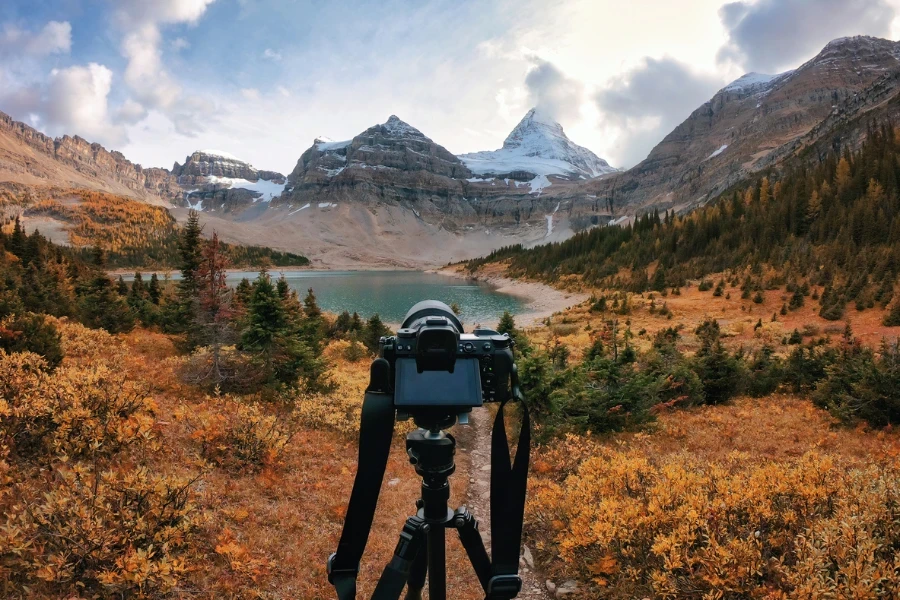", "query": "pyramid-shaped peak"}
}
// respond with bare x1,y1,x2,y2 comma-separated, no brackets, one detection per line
376,114,429,140
504,107,568,149
459,107,615,178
